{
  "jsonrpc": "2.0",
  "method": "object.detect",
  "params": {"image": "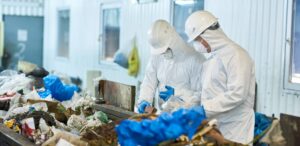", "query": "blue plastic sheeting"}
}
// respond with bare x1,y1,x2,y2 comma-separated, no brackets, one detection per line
116,106,206,146
42,75,79,102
